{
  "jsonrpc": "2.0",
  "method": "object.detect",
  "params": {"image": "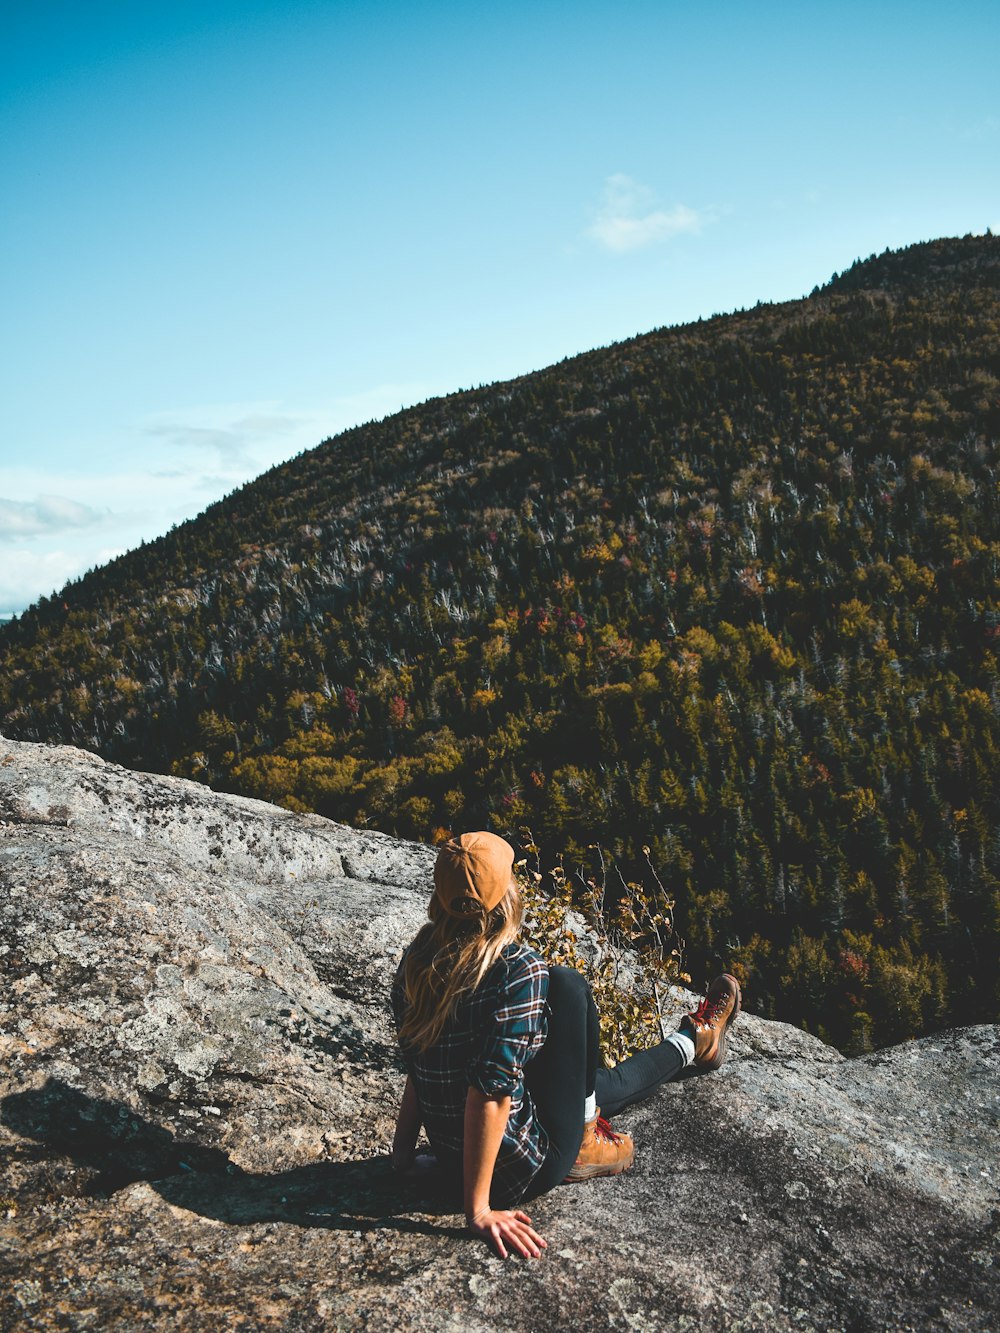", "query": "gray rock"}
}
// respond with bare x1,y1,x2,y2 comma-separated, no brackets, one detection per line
1,735,998,1332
